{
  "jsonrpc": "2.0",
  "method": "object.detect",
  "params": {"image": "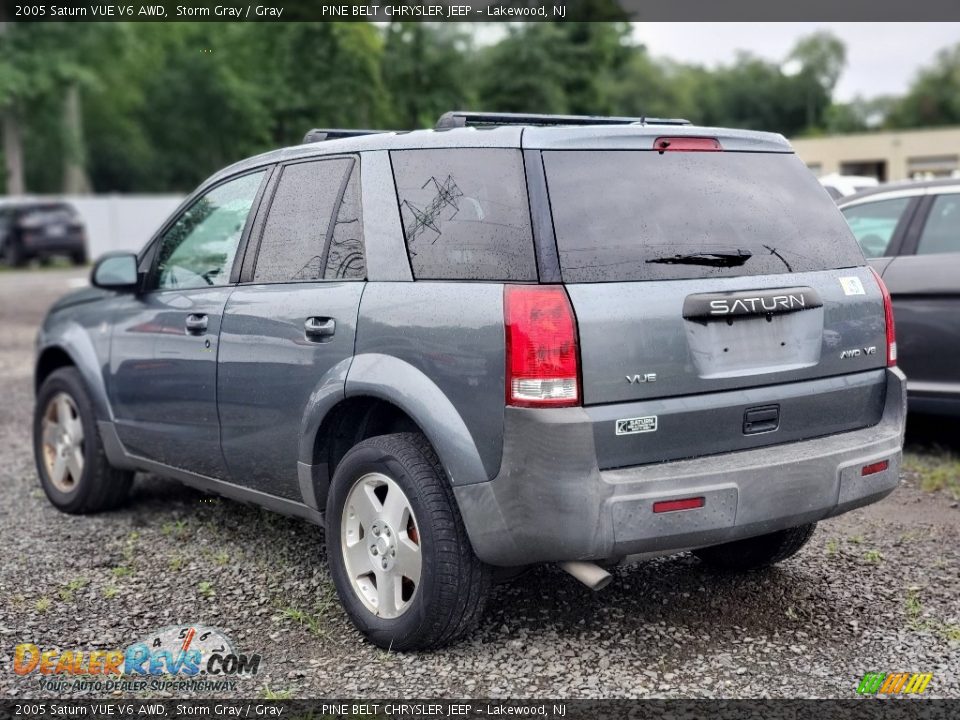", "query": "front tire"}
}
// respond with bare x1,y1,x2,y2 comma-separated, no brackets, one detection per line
33,368,133,514
693,523,817,572
326,432,491,650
